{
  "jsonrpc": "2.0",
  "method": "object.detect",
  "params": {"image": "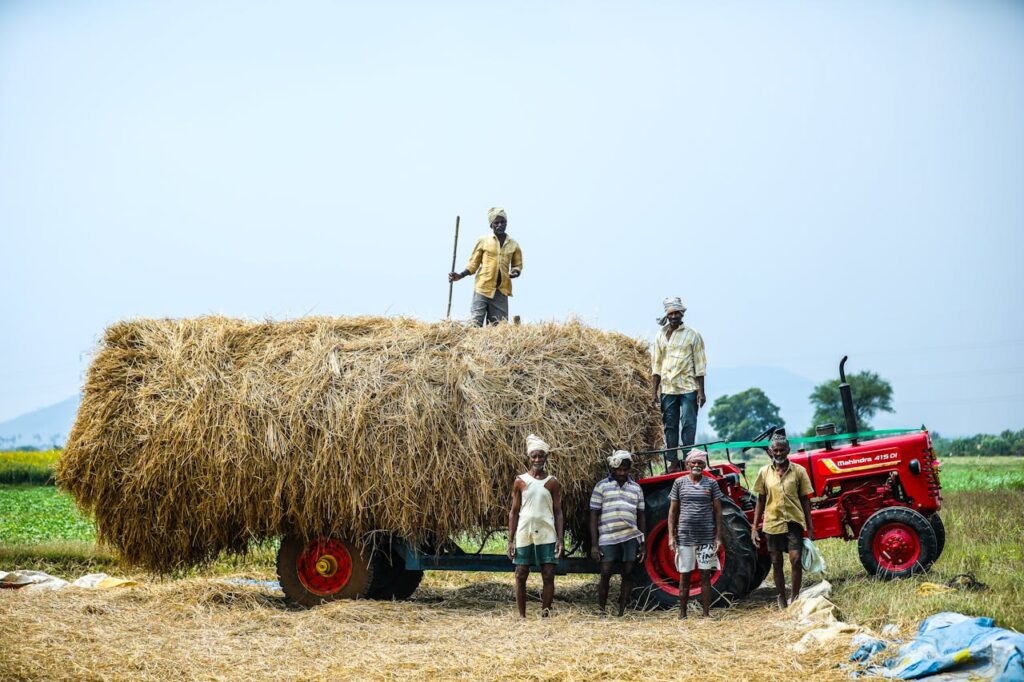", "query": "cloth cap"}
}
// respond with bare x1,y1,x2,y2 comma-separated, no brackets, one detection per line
769,431,790,453
663,297,687,314
526,433,550,454
488,207,507,224
657,296,687,324
685,449,708,465
607,450,633,468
